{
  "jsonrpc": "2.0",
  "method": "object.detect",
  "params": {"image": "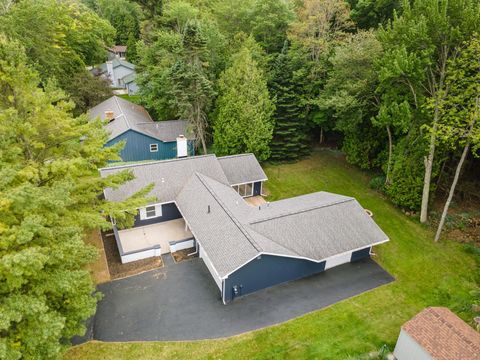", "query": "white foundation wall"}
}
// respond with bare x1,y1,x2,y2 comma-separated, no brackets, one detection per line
120,247,161,264
169,239,195,253
199,245,222,290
